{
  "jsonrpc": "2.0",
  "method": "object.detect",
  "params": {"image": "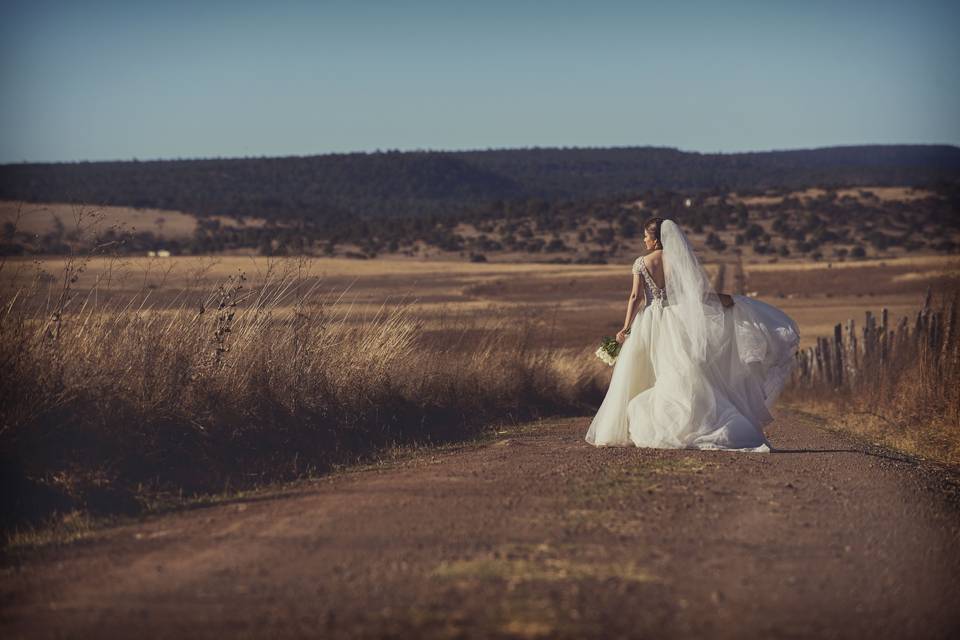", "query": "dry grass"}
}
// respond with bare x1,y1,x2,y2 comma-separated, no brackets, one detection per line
0,256,607,537
782,289,960,465
743,254,959,272
733,186,934,206
0,200,264,239
3,244,955,540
